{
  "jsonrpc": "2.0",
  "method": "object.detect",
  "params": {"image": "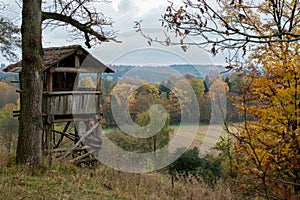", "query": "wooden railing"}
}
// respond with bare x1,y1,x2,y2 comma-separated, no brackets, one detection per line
42,91,101,115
